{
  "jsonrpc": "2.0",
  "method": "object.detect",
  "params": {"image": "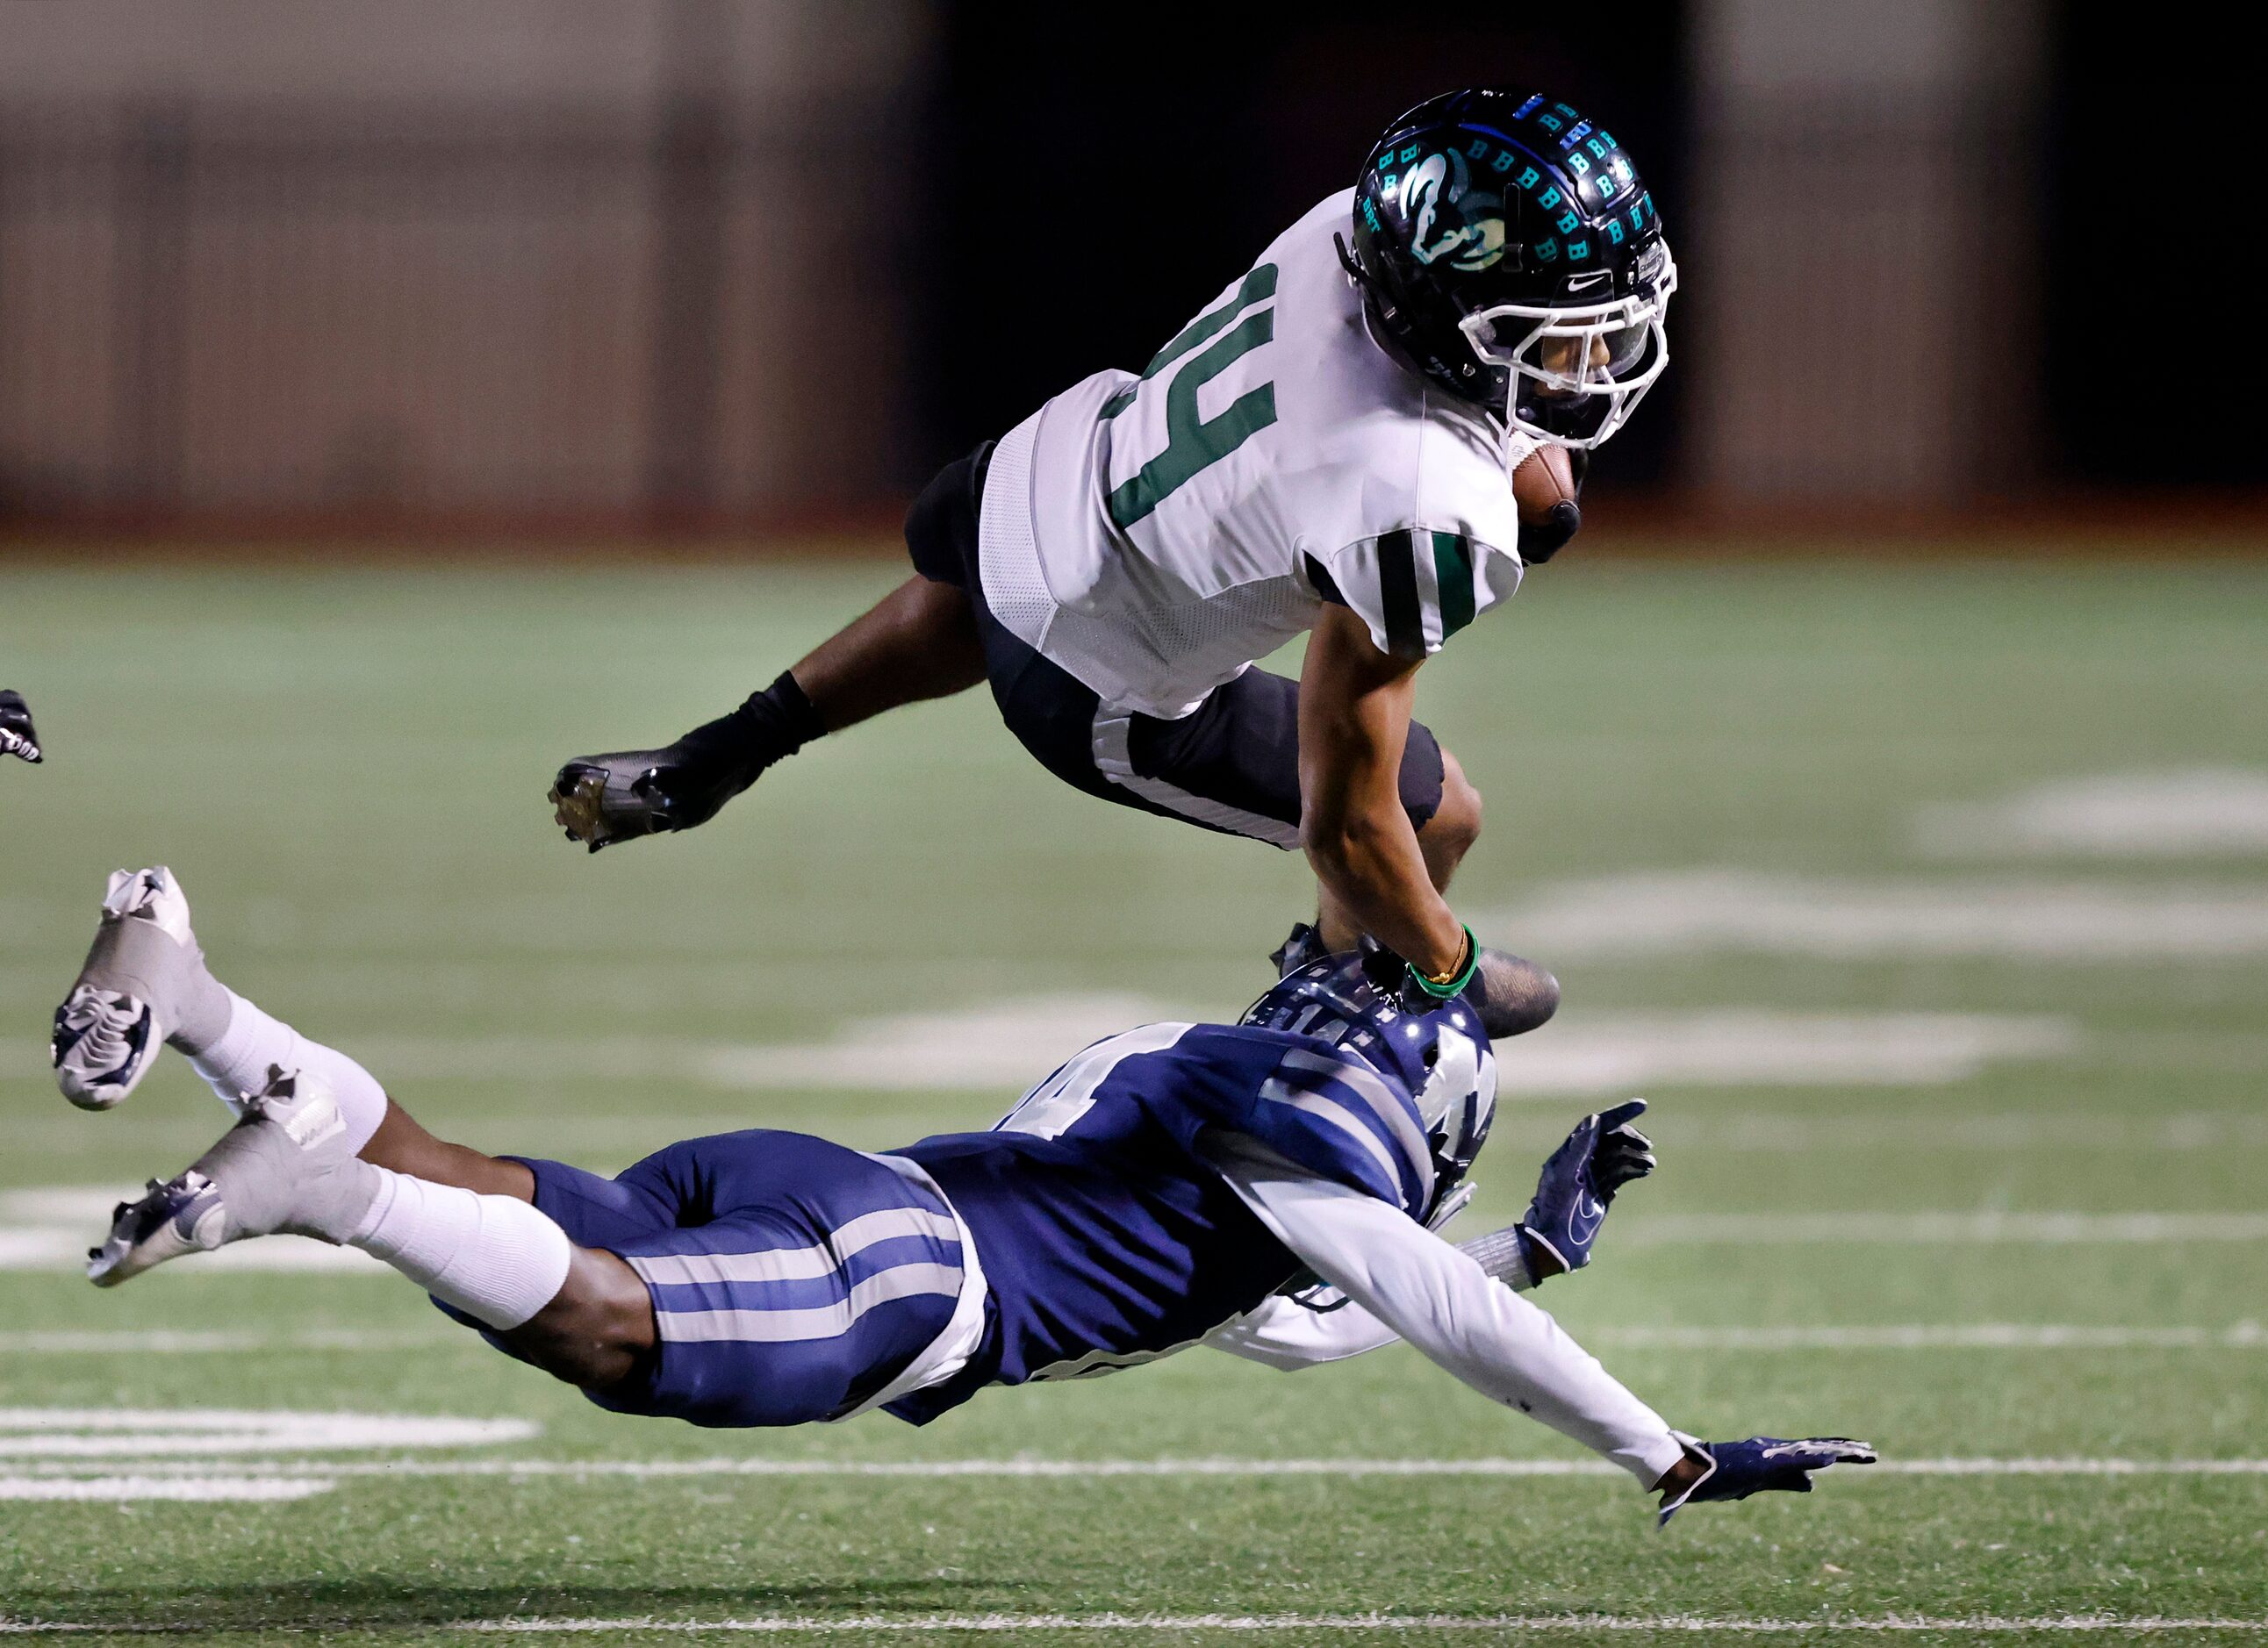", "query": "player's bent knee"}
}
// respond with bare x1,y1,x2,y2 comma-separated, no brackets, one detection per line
496,1246,657,1392
1425,752,1484,858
